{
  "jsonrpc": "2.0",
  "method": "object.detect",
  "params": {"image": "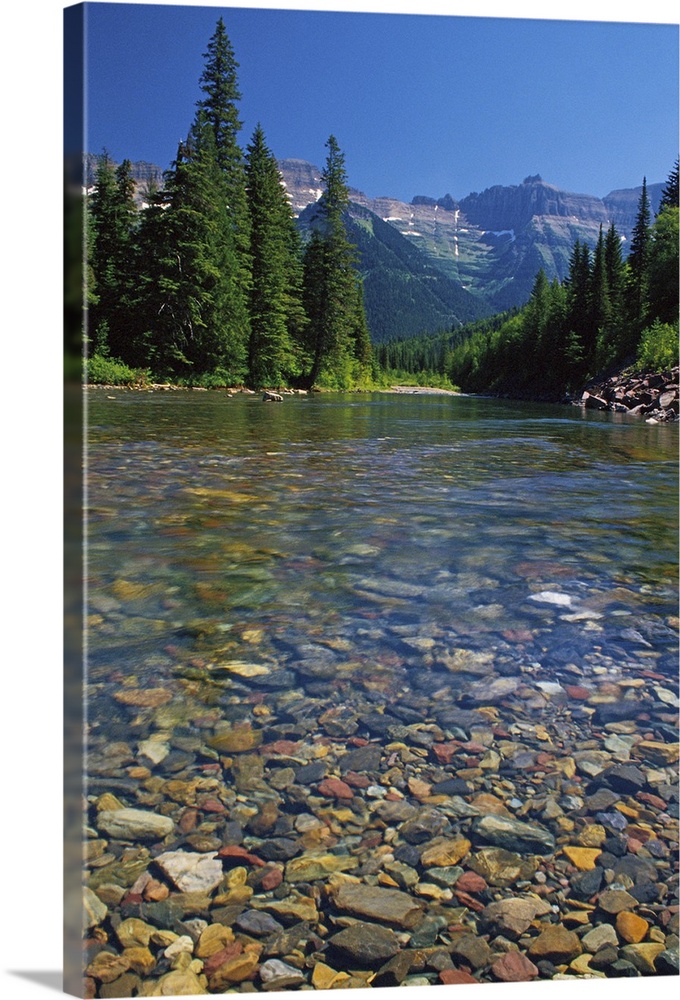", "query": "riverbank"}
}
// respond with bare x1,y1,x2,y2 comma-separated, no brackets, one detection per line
578,366,679,422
